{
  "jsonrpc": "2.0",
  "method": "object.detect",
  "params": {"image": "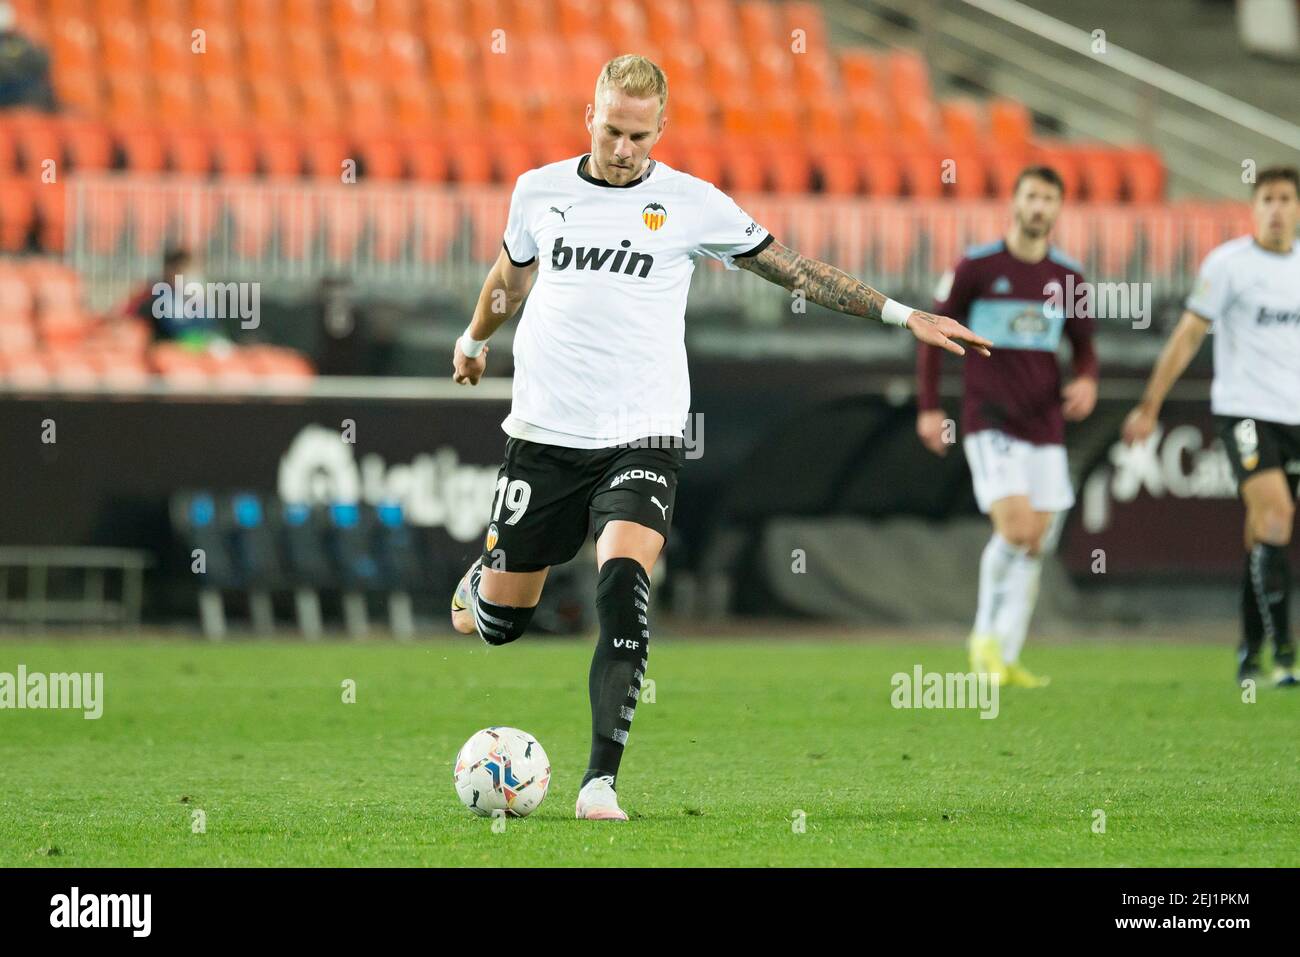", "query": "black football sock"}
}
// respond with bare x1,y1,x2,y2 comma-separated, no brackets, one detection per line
1244,544,1292,668
583,557,650,790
